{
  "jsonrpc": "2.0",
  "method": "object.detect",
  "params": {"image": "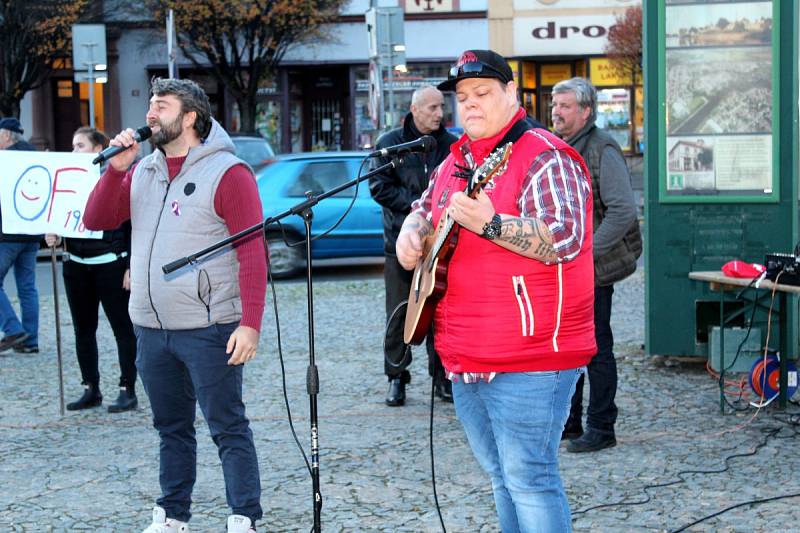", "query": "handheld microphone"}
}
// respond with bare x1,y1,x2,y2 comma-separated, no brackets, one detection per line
368,135,436,158
92,126,152,165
